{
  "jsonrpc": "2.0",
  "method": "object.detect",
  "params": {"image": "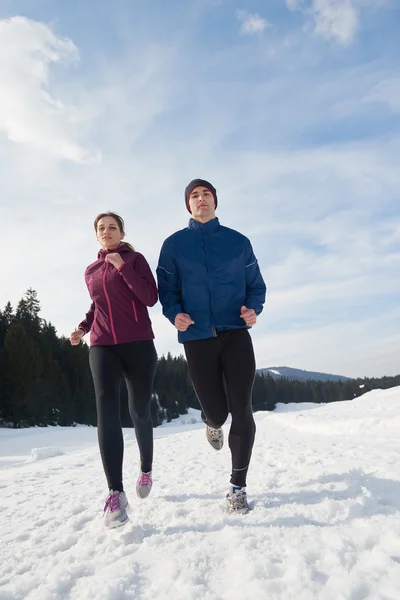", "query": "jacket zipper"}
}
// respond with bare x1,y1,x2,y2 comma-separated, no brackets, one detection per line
102,261,118,344
132,300,138,322
204,233,217,337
